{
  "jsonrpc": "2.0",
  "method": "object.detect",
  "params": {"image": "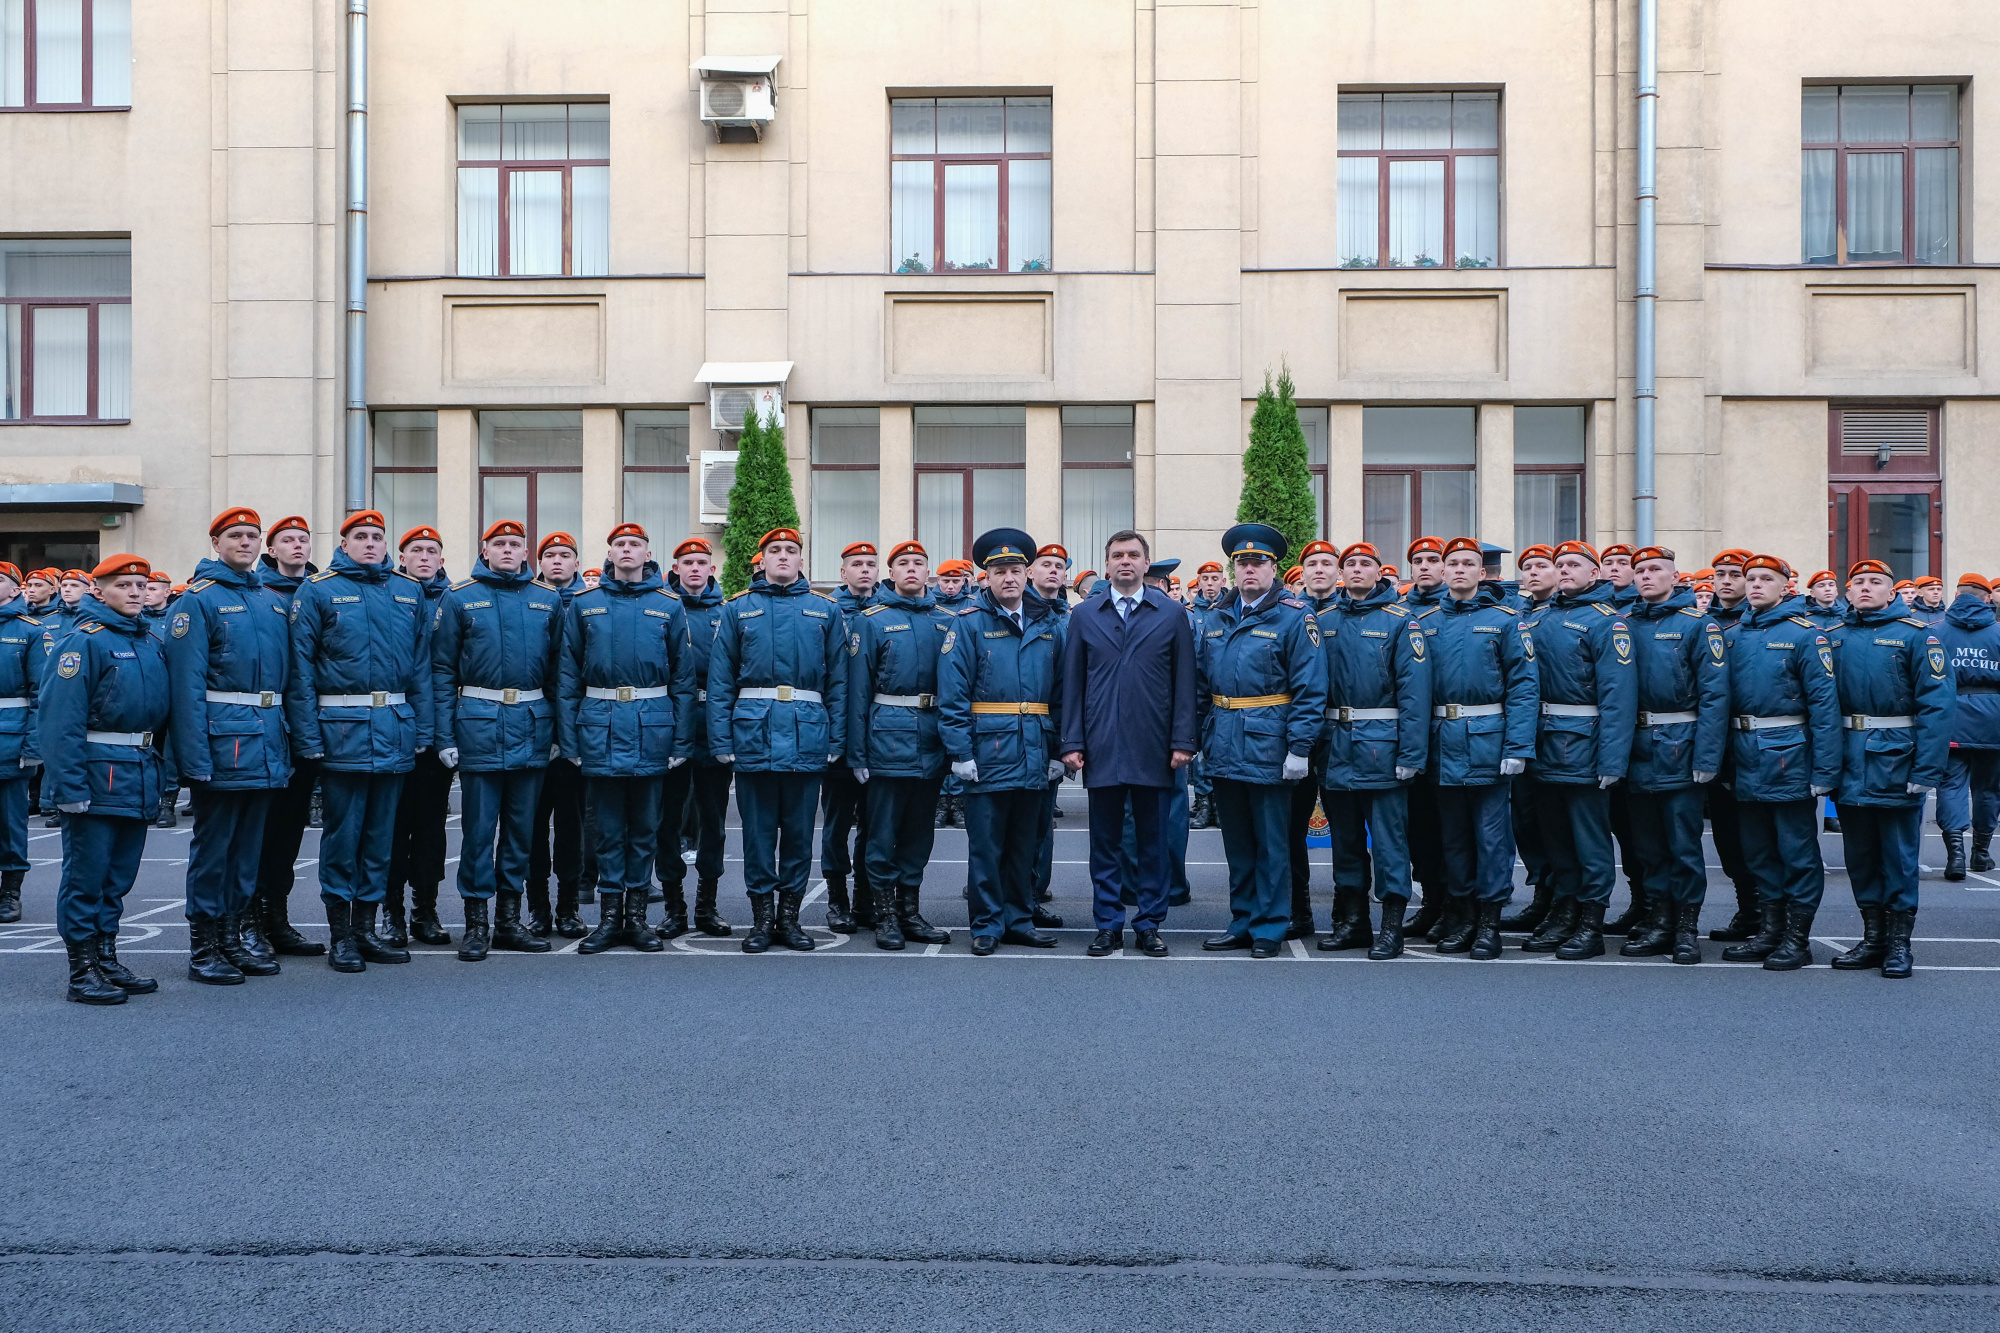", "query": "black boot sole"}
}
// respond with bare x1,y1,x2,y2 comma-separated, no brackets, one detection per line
187,968,246,985
67,988,127,1005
